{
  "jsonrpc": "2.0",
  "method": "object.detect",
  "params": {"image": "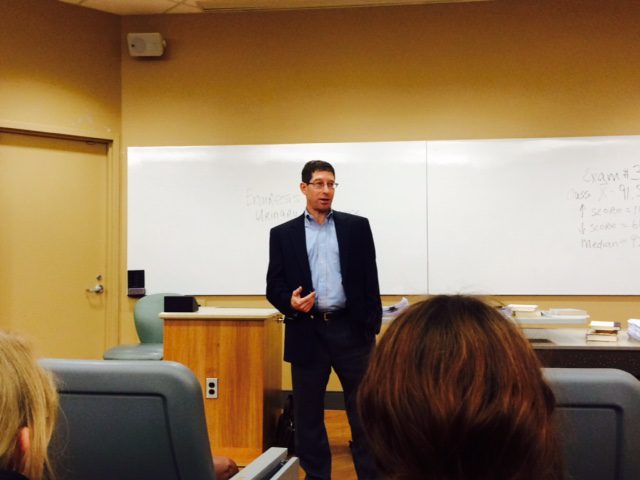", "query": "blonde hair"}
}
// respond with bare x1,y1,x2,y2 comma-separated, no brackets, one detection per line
0,330,58,479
